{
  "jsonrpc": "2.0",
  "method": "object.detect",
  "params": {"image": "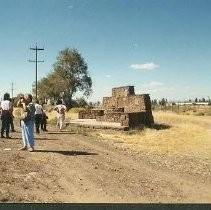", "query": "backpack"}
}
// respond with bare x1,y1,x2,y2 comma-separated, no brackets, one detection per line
21,103,35,122
59,106,65,114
